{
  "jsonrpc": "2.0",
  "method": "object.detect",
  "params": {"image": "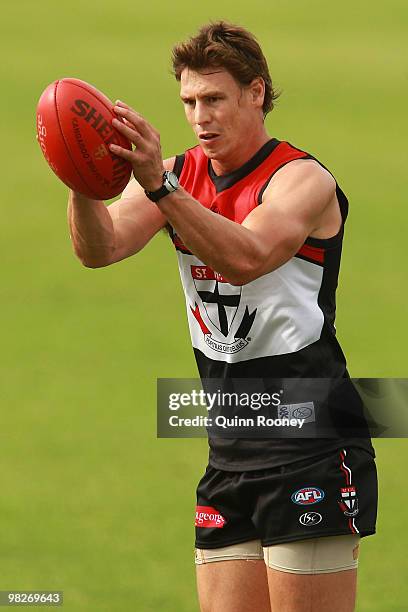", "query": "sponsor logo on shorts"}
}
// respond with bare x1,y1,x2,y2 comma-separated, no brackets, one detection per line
291,486,325,505
338,486,359,517
195,506,227,528
299,512,323,526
